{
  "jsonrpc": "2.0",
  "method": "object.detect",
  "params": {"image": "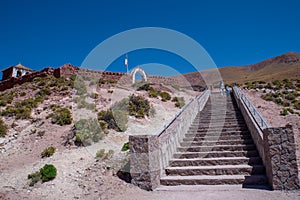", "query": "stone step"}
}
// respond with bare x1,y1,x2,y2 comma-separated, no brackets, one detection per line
165,164,265,176
160,175,268,186
189,126,248,132
190,123,247,127
194,119,245,123
196,112,242,115
189,126,247,131
173,150,259,159
185,130,251,137
183,135,253,141
195,115,244,119
180,139,254,146
169,157,262,167
177,144,256,152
